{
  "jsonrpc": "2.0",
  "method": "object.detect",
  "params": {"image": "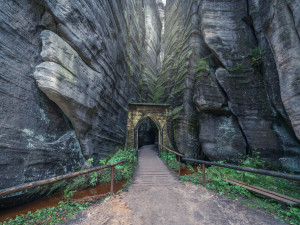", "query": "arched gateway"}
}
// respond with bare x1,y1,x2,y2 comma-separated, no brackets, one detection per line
125,103,170,151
